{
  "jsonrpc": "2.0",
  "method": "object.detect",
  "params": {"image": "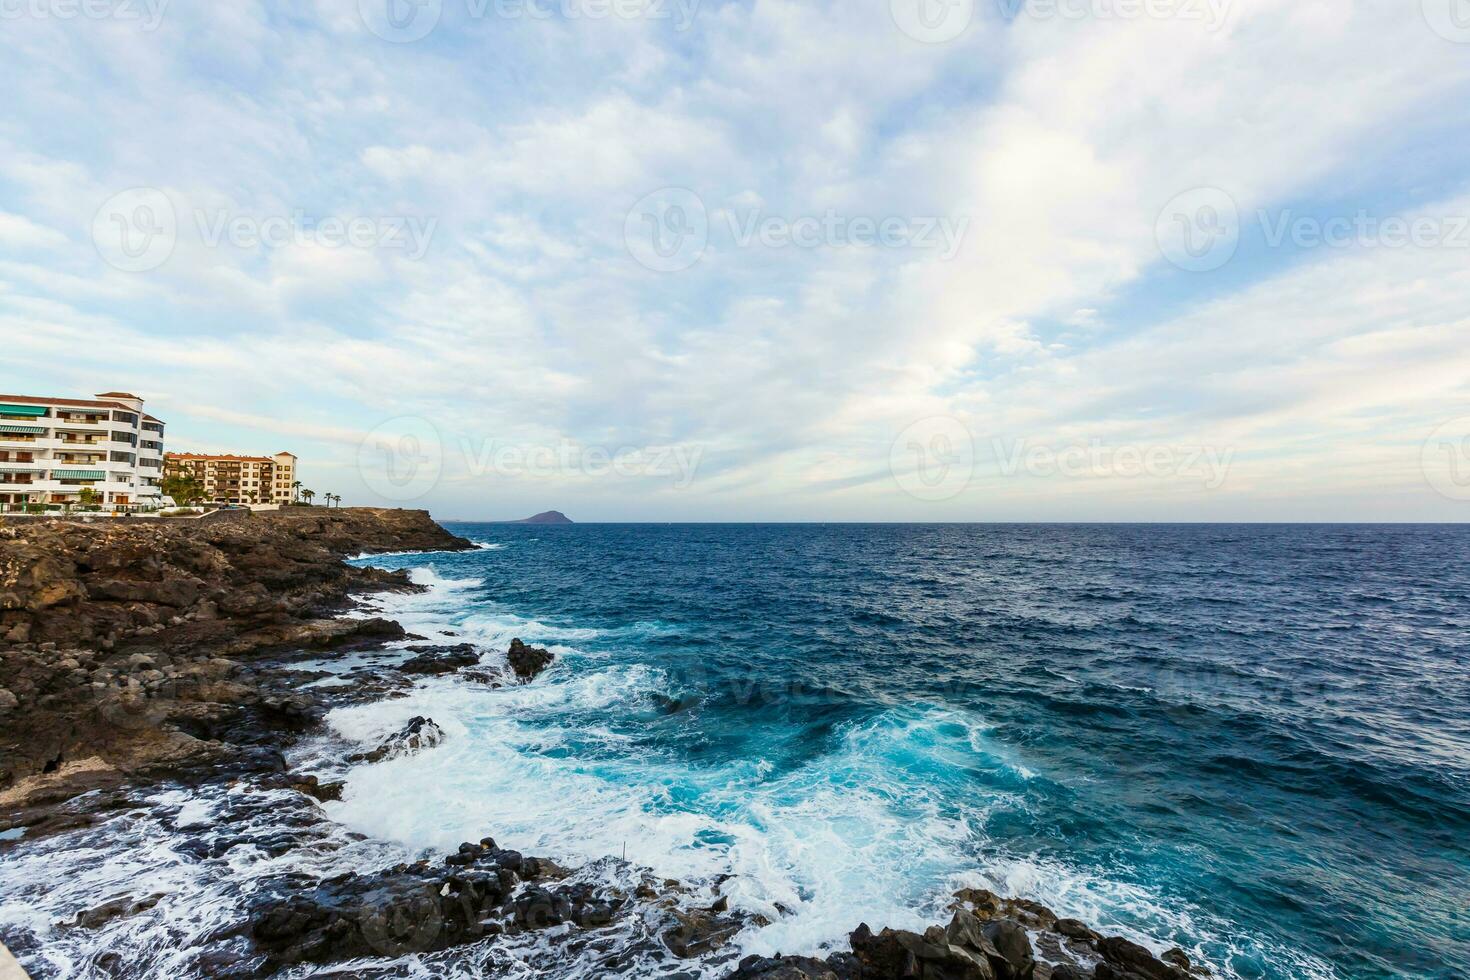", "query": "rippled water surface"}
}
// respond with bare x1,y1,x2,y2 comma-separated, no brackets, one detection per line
330,522,1470,979
3,523,1467,979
